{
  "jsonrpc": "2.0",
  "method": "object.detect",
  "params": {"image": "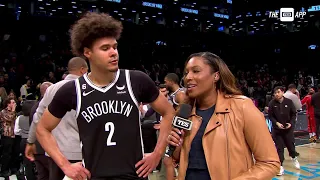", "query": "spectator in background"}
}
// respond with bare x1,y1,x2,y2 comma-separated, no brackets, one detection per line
20,79,32,101
284,84,302,111
283,83,302,156
312,84,320,139
14,100,37,180
268,86,300,176
301,87,316,142
0,87,8,108
27,57,88,180
26,82,52,180
0,97,17,177
48,71,57,83
8,90,18,103
62,71,69,80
